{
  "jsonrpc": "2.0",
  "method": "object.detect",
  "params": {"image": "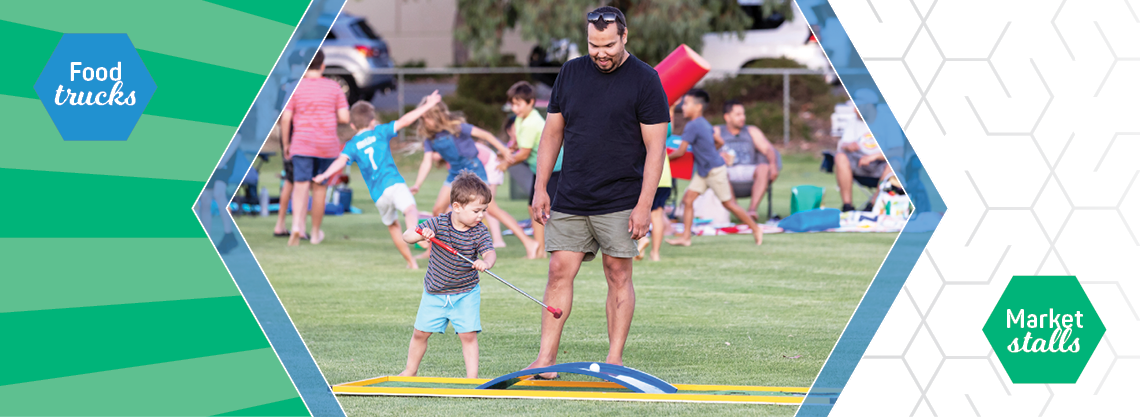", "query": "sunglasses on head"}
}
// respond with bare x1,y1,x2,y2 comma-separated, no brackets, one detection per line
586,12,620,24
